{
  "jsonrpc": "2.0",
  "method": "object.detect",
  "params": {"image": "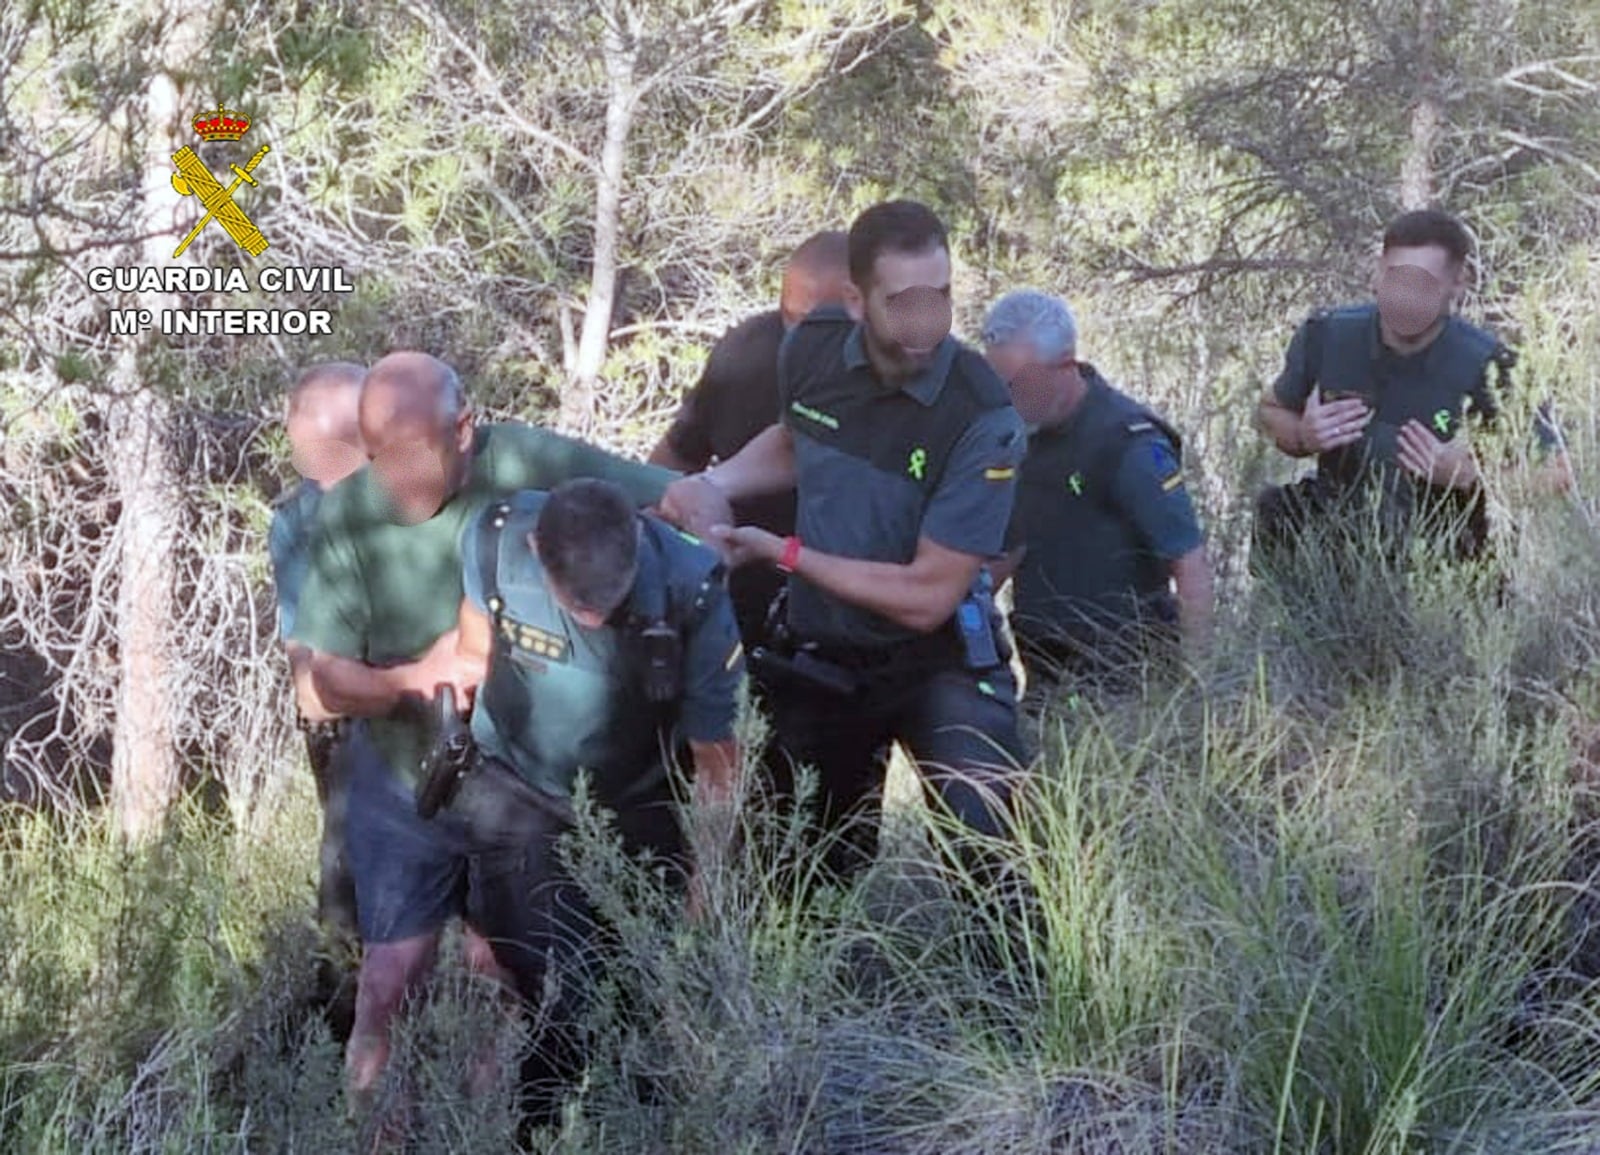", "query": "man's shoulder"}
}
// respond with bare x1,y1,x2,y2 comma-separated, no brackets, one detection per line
472,487,549,535
718,308,785,349
1442,314,1504,362
946,342,1012,412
